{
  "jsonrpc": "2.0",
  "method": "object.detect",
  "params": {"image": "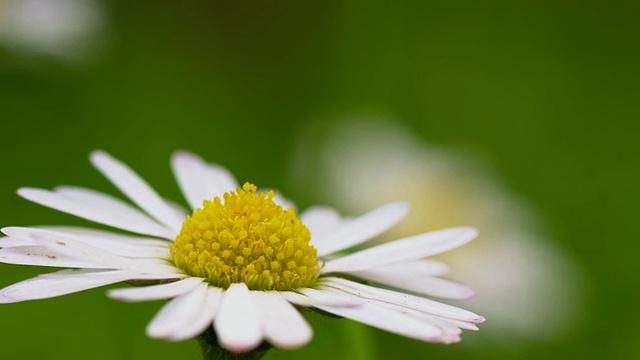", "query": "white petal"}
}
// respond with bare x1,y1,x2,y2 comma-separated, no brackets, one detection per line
112,259,183,276
318,286,471,341
322,227,478,273
0,236,37,248
298,288,364,307
17,187,174,239
280,290,361,308
2,227,136,267
38,226,170,259
108,277,205,302
336,283,477,334
170,286,223,341
41,226,168,247
90,151,184,232
411,311,480,332
314,202,409,257
349,269,474,299
214,283,262,353
251,291,312,349
0,269,136,303
146,283,212,341
2,227,177,274
0,245,113,269
379,302,463,343
301,207,342,242
128,272,188,281
304,288,446,342
0,243,182,278
171,151,238,210
321,277,484,323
